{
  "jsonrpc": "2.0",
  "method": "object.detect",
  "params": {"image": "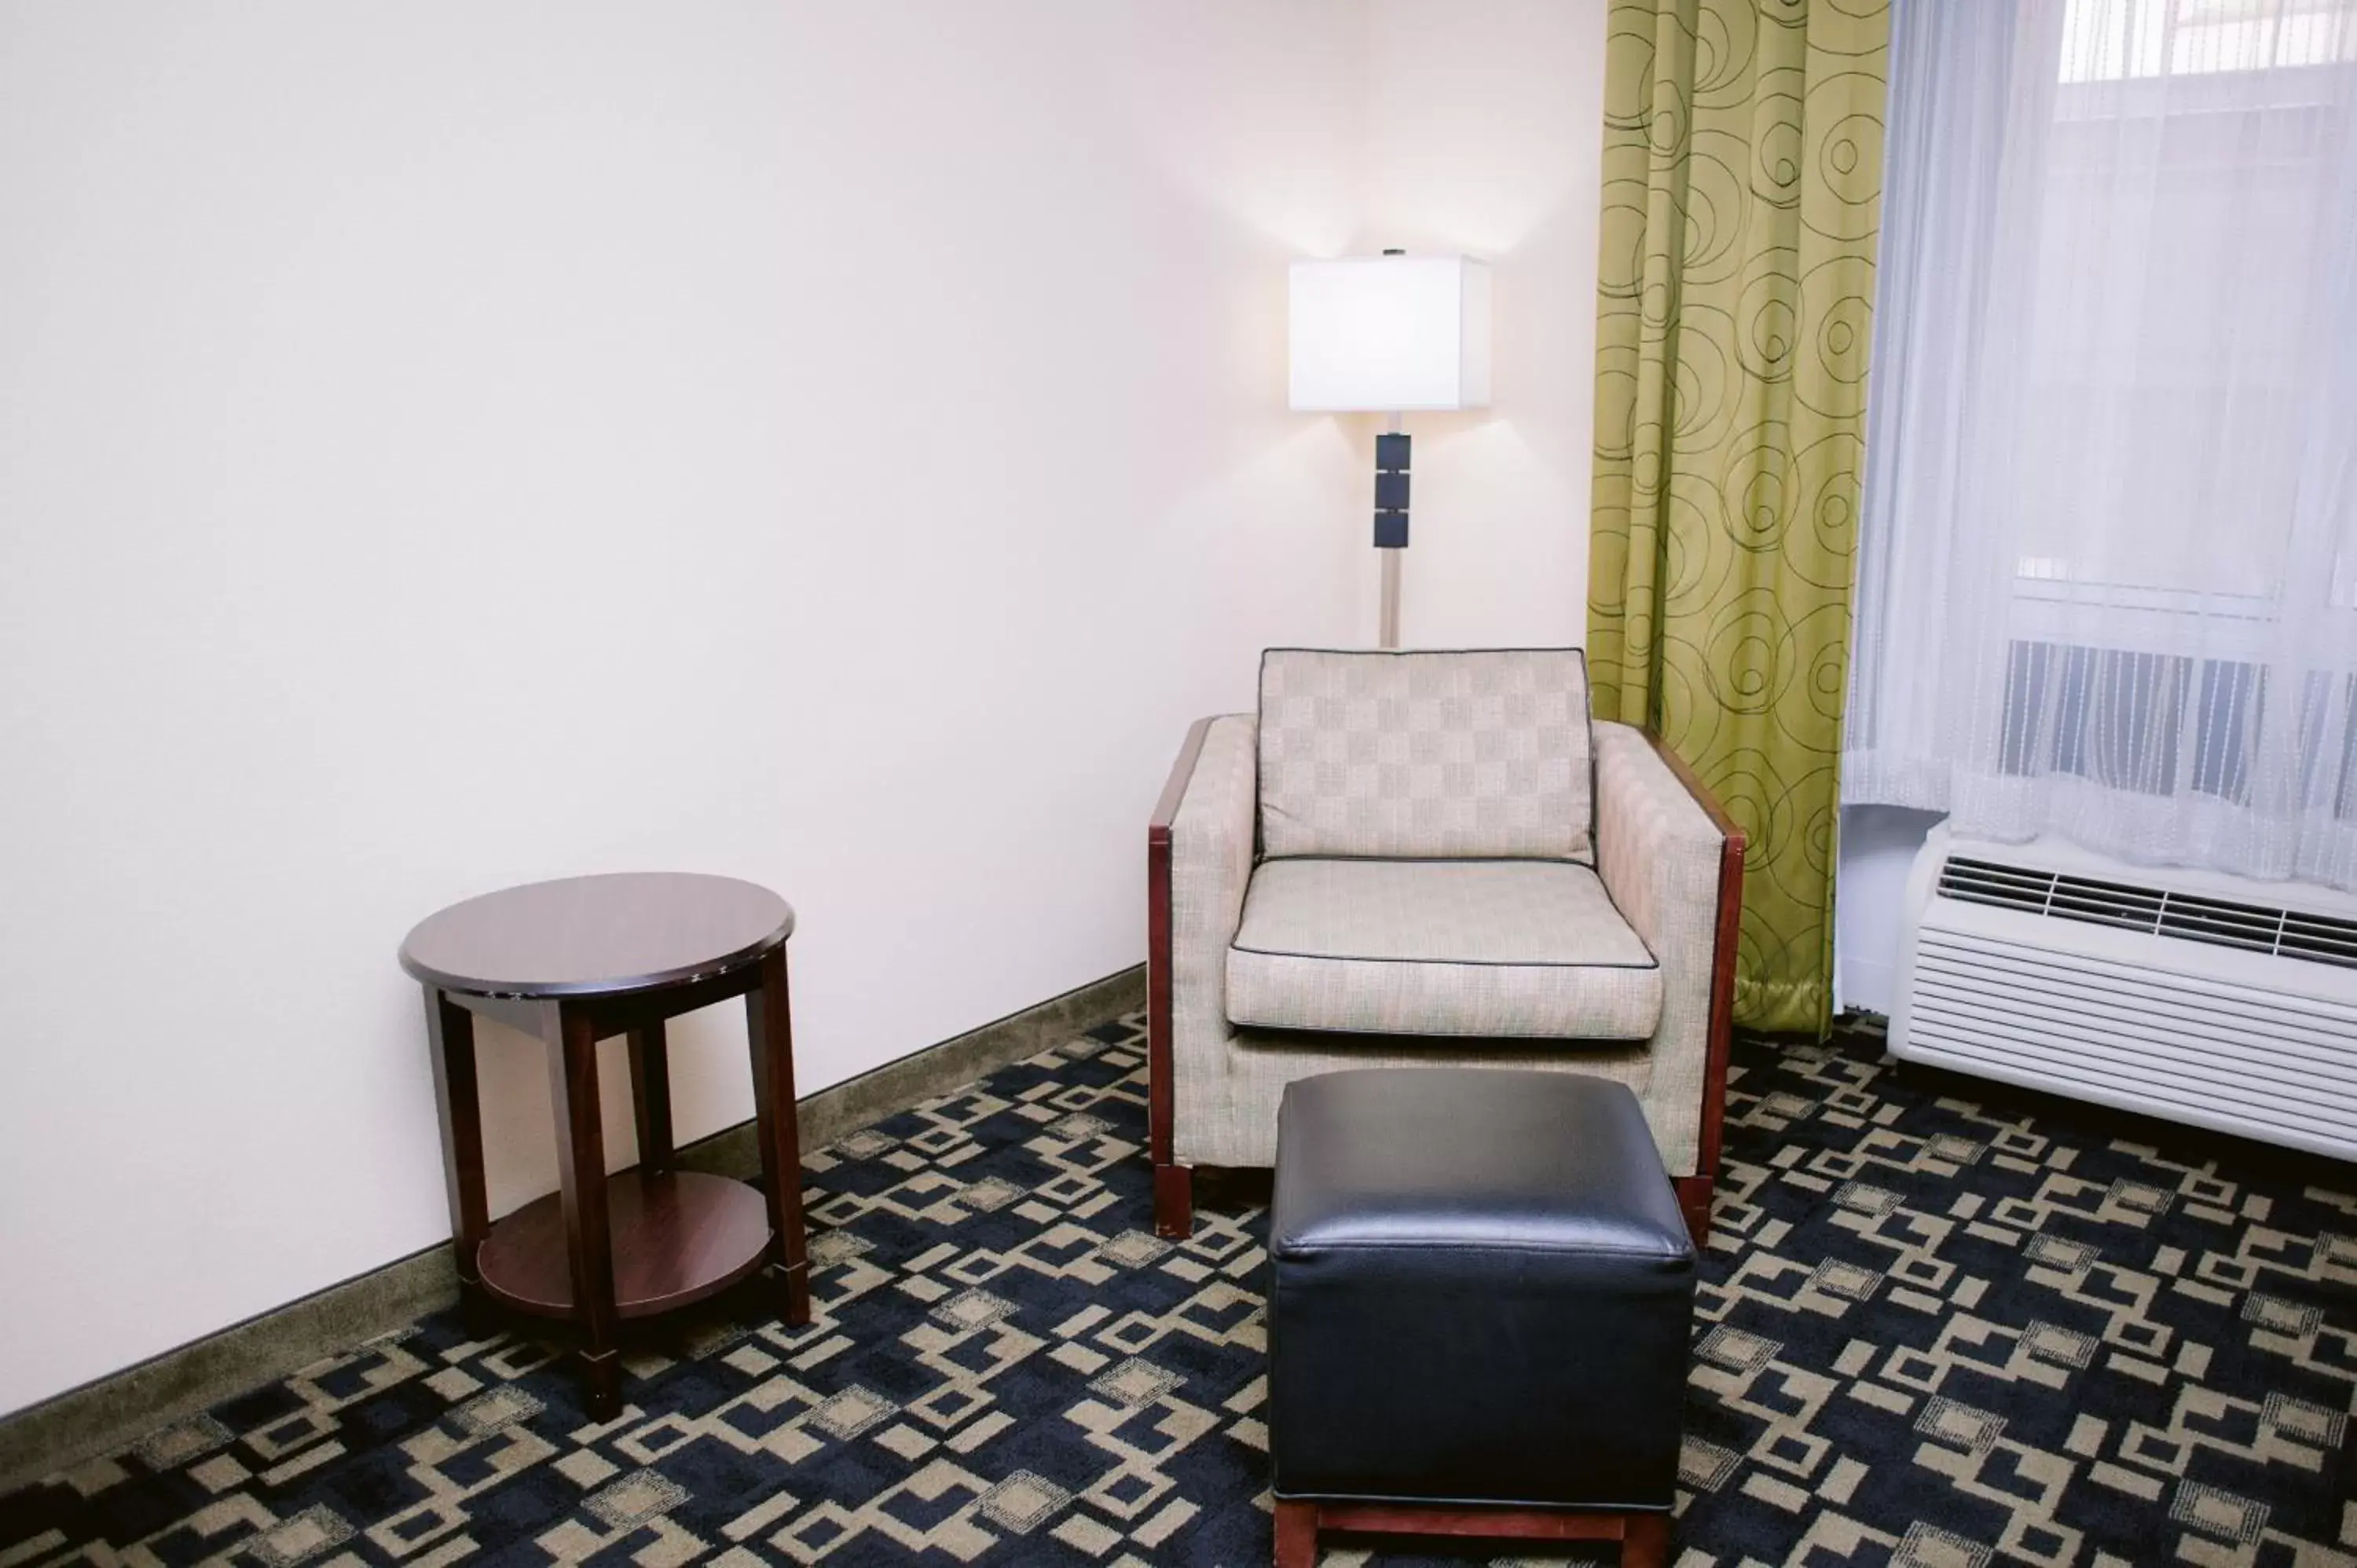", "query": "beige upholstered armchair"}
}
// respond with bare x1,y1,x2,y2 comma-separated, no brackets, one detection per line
1146,648,1743,1244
